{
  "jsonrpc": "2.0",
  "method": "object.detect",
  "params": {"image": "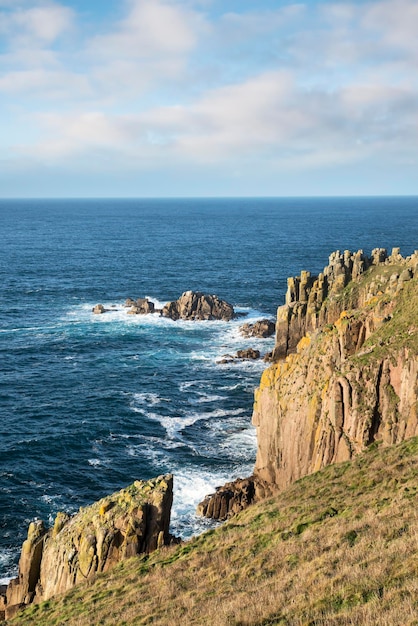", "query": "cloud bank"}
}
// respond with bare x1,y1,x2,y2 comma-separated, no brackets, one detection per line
1,0,417,196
